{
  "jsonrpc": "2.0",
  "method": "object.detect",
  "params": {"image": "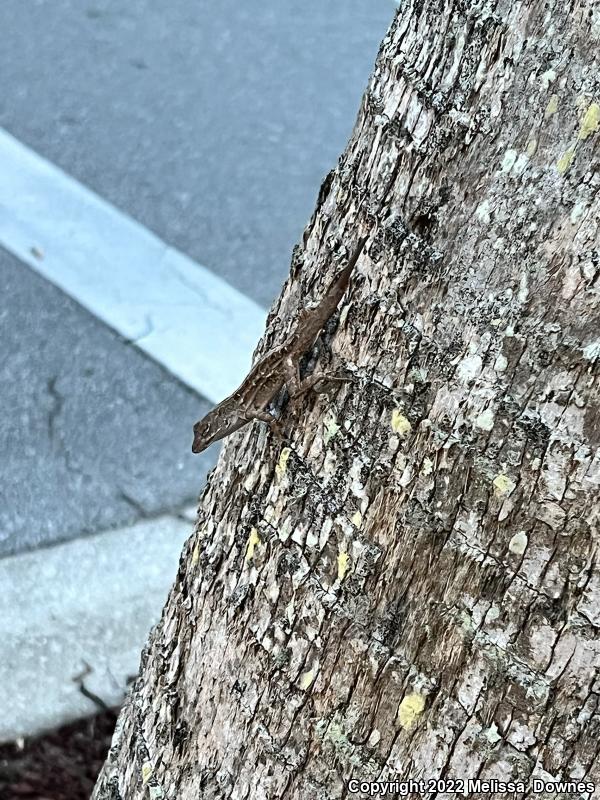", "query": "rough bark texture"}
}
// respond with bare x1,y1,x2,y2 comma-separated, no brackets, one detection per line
93,0,600,797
